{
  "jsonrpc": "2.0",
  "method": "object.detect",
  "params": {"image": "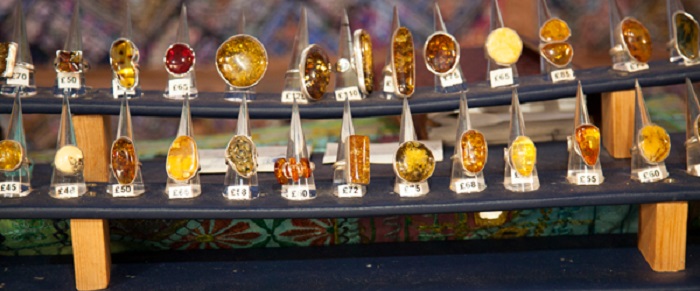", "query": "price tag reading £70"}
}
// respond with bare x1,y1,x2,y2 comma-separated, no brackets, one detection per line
168,185,194,199
440,69,463,88
6,66,29,86
489,68,514,88
638,166,664,183
168,78,190,97
226,186,251,200
57,72,81,89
